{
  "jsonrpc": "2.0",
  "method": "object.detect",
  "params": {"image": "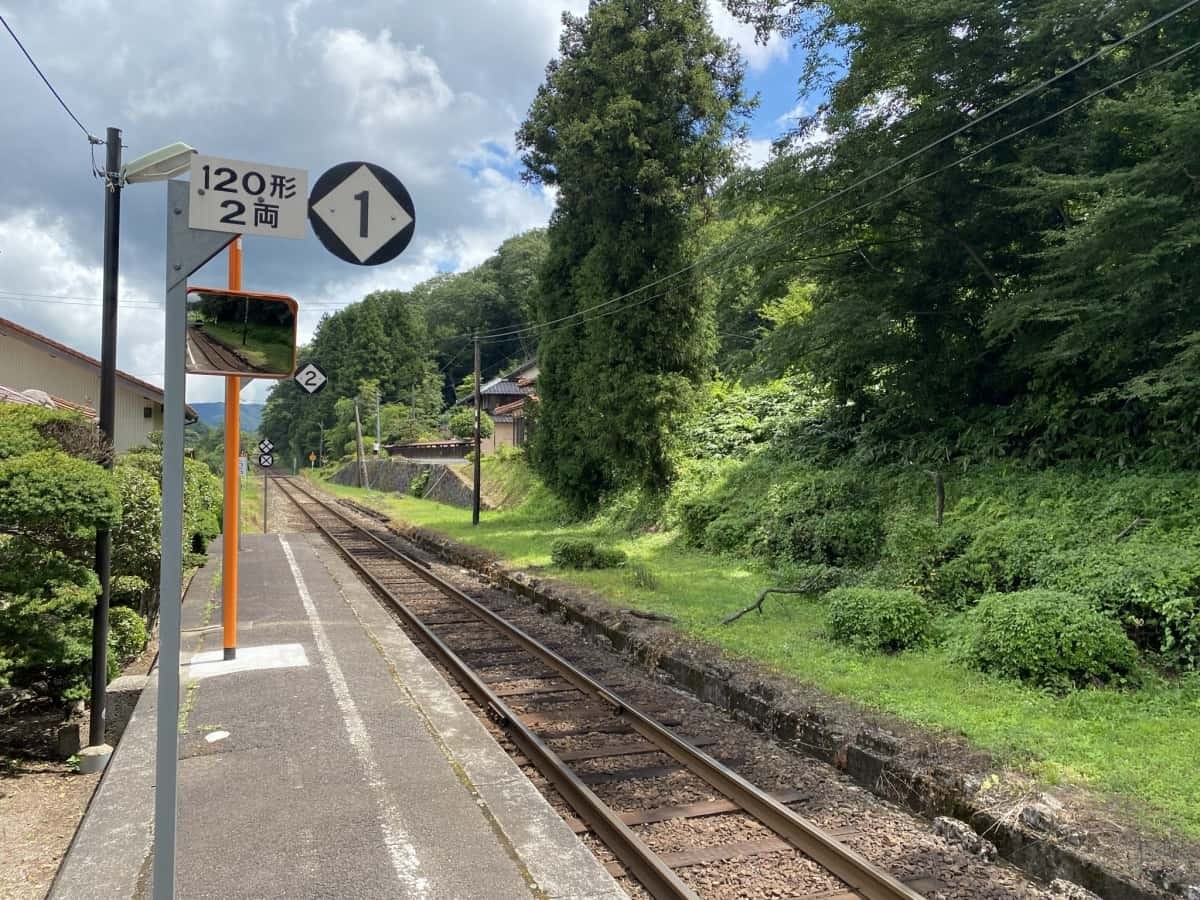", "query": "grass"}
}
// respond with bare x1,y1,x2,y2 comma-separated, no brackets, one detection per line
194,320,293,374
309,466,1200,841
239,472,265,533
